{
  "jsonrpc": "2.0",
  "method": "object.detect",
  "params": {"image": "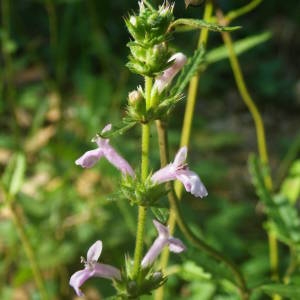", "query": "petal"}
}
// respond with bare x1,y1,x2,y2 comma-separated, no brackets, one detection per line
69,269,94,297
177,170,208,198
151,164,176,184
75,148,103,168
87,240,102,262
101,123,112,134
168,237,186,253
153,219,169,239
173,146,187,167
94,263,121,280
153,52,187,93
103,146,134,176
141,237,166,268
